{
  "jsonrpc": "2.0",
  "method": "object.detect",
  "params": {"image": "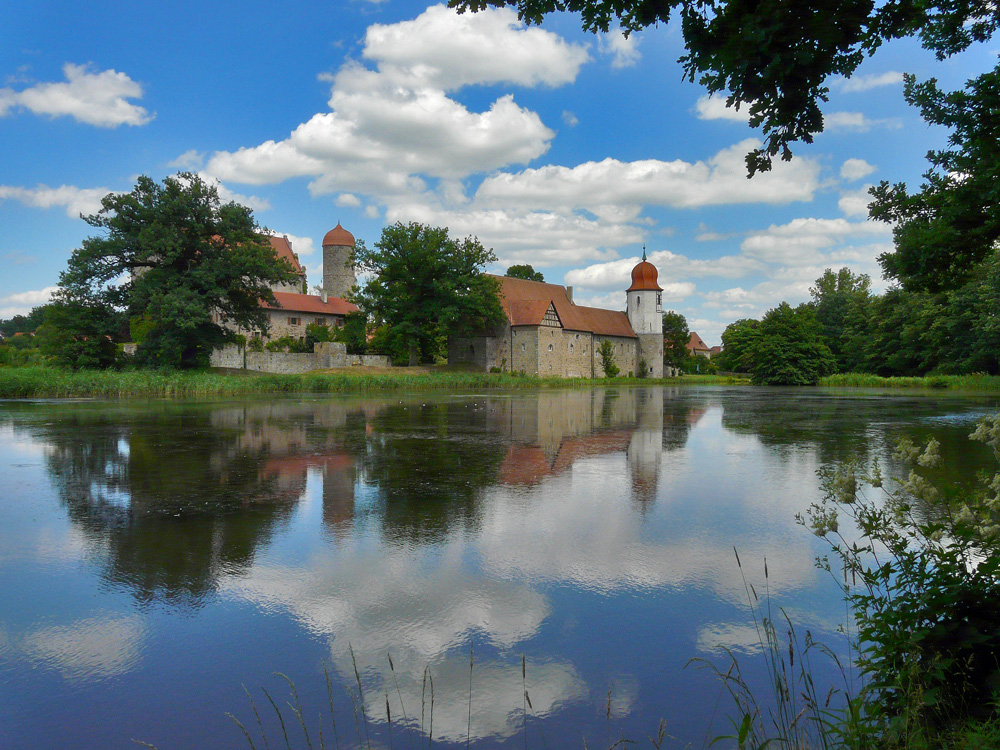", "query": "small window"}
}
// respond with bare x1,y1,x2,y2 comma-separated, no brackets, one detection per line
548,344,553,351
288,317,300,326
315,317,326,326
656,292,662,307
569,343,574,352
521,343,525,352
